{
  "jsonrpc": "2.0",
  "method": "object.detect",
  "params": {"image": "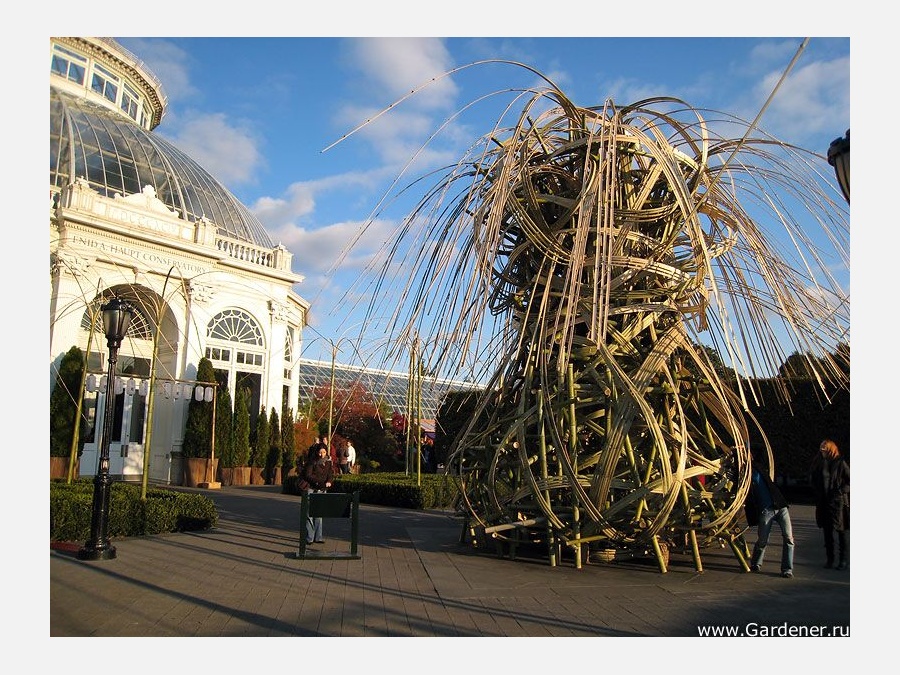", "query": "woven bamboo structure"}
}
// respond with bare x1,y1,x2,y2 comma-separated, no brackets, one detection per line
334,62,850,571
